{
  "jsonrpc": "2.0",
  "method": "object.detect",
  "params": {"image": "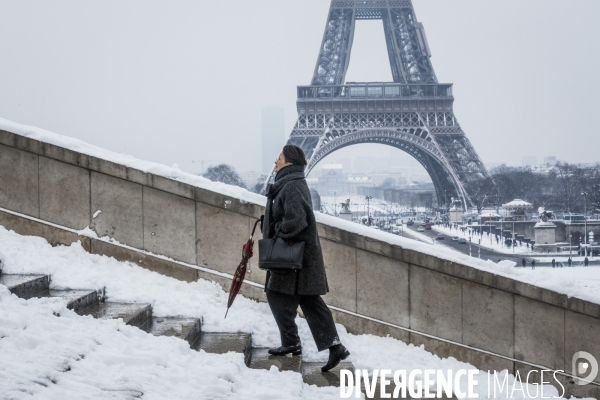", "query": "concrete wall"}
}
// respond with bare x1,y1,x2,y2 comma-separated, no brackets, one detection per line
1,129,599,398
